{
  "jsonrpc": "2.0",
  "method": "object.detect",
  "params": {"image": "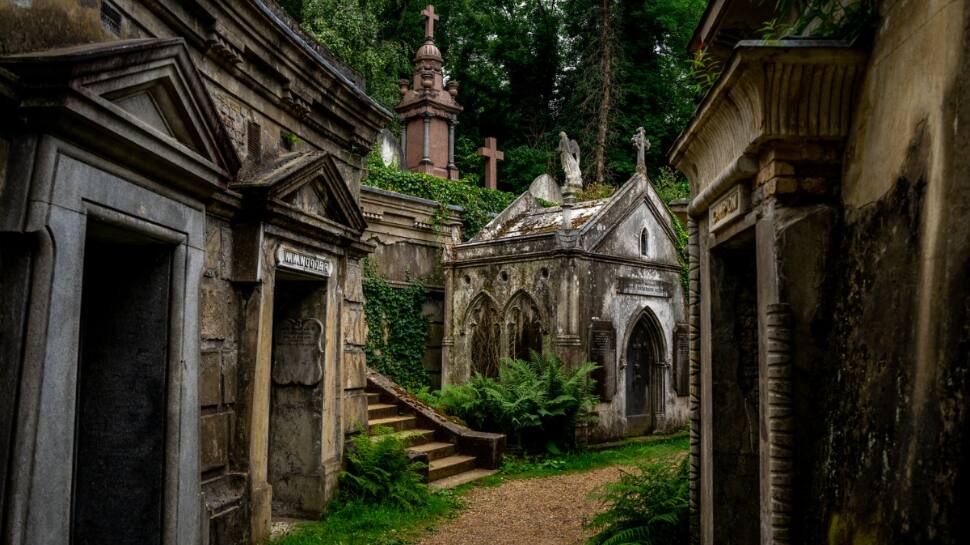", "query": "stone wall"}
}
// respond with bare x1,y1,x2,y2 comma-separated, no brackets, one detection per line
803,1,970,542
